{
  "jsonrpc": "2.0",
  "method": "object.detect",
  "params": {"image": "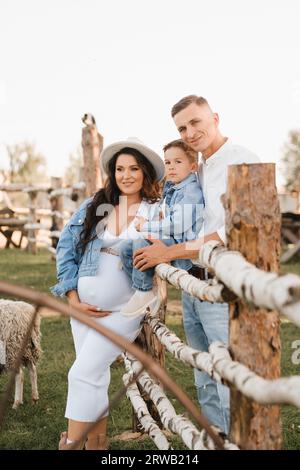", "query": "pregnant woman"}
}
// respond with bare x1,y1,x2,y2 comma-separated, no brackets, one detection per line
51,138,164,450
